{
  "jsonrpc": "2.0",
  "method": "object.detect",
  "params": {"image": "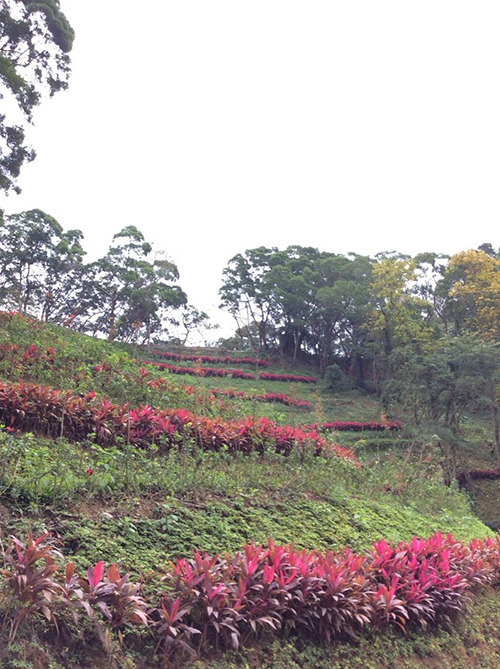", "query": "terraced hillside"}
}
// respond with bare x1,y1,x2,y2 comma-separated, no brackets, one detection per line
0,312,499,668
